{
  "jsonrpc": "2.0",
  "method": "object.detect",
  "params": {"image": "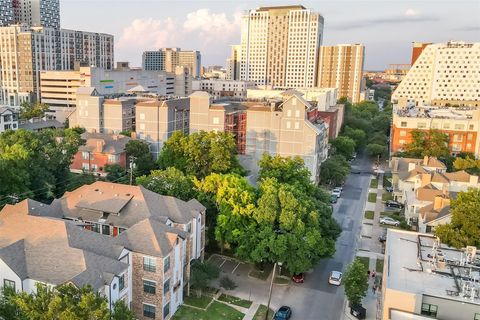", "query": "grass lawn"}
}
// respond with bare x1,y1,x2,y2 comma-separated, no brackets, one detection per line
370,179,378,188
382,192,394,202
183,295,212,309
274,276,290,285
254,305,275,320
218,294,252,308
357,256,370,270
383,174,392,187
376,259,384,273
368,193,377,203
364,211,374,220
249,264,273,280
173,301,244,320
